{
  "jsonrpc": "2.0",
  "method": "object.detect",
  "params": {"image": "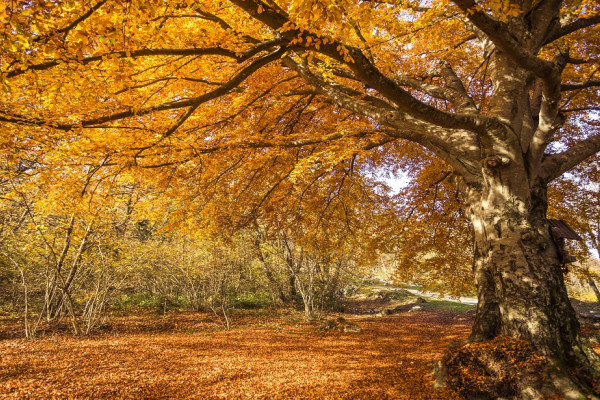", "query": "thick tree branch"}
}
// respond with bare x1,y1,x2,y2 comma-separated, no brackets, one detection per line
438,62,479,113
381,129,482,179
284,58,481,179
545,14,600,44
527,53,569,174
526,0,562,48
452,0,556,78
543,133,600,181
283,87,394,110
6,48,231,79
229,0,503,137
395,76,455,101
312,55,450,105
